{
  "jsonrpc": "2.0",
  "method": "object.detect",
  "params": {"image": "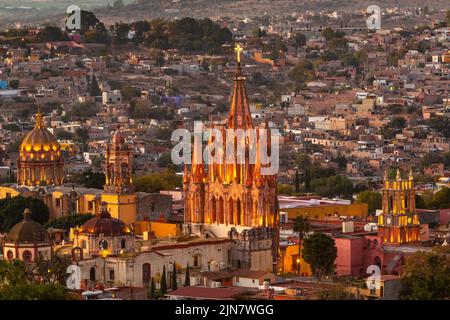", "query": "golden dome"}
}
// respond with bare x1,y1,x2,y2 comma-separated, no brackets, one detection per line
19,112,60,159
17,111,64,187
